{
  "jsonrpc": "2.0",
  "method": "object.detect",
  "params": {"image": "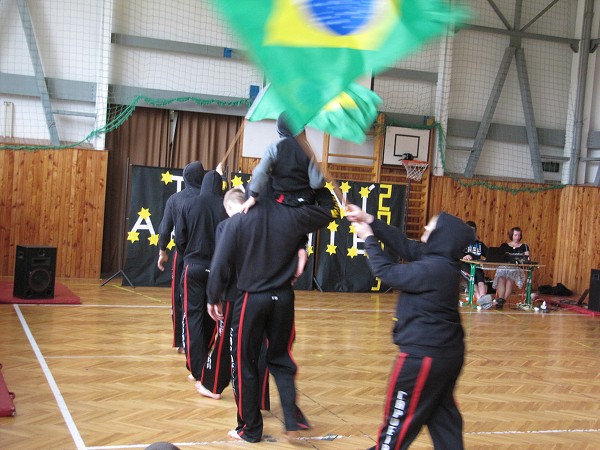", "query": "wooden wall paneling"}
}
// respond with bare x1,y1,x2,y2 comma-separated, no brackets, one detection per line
75,150,89,276
581,187,600,289
10,151,28,269
55,151,72,277
0,150,14,272
61,150,77,277
0,149,108,278
555,186,600,294
427,176,599,294
238,156,260,175
554,187,575,289
90,151,108,278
